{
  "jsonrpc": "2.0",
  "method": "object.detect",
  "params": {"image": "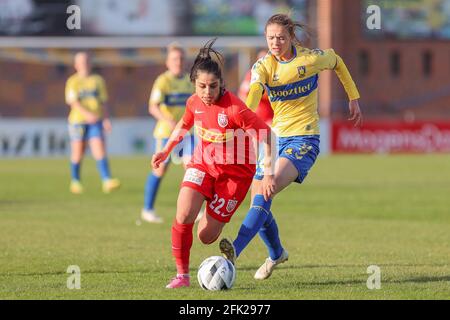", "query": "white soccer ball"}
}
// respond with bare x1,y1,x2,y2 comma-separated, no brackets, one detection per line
197,256,236,290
